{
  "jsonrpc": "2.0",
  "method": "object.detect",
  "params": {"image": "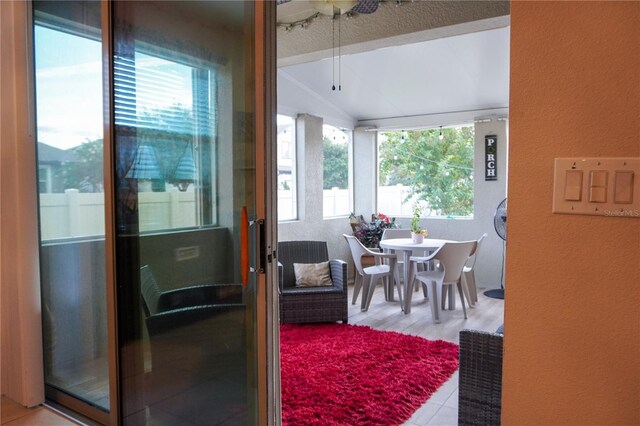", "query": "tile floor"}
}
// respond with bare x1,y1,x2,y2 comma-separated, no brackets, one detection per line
347,283,504,426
